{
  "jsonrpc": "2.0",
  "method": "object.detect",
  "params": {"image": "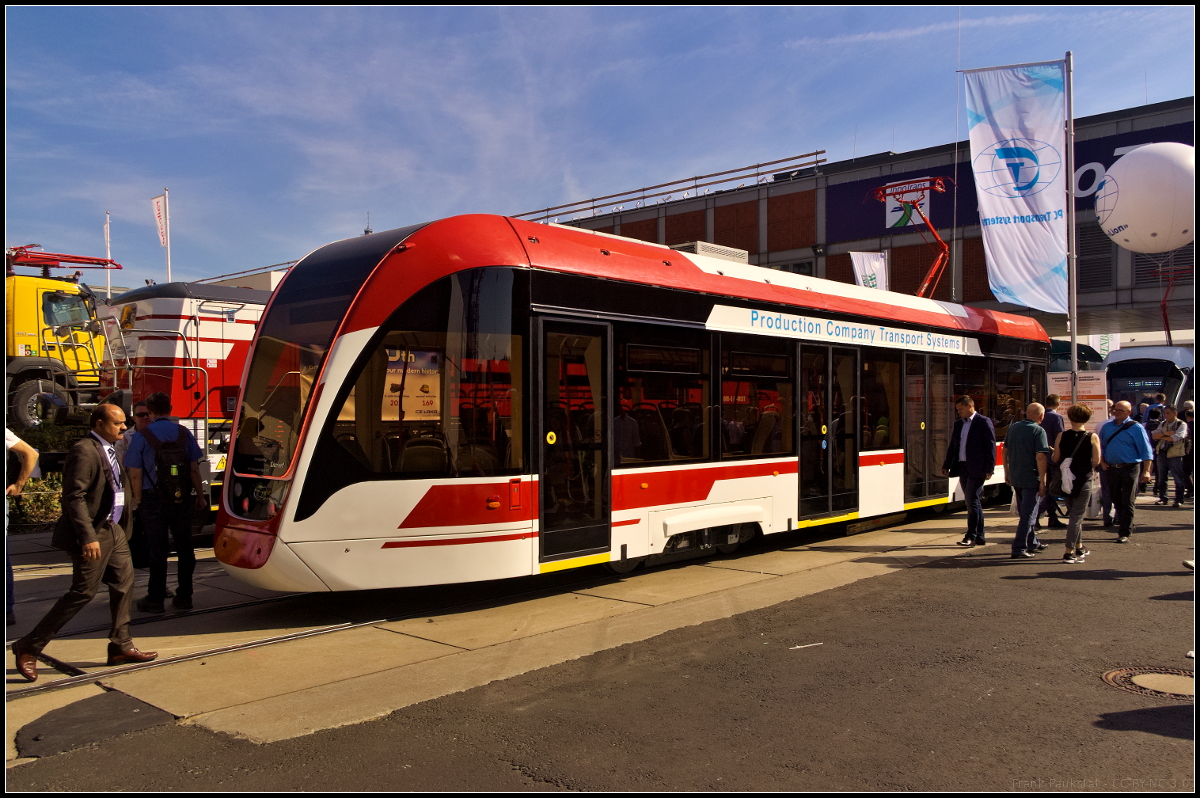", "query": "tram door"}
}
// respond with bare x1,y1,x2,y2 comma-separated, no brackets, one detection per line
799,345,859,518
538,321,611,561
904,354,951,501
